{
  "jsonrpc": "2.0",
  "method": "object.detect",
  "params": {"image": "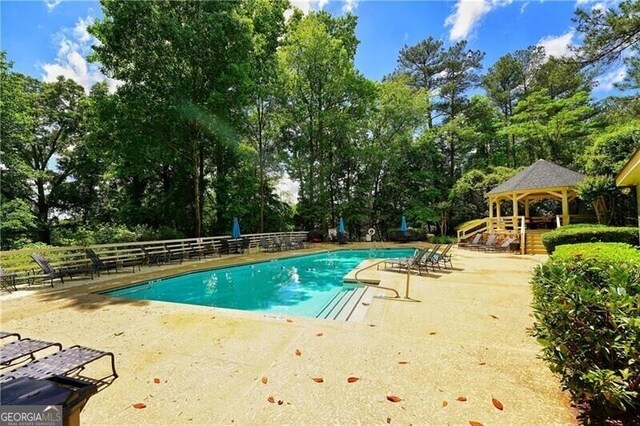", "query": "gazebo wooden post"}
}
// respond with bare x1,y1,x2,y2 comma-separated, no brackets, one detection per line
561,189,570,226
512,193,519,232
524,198,530,218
